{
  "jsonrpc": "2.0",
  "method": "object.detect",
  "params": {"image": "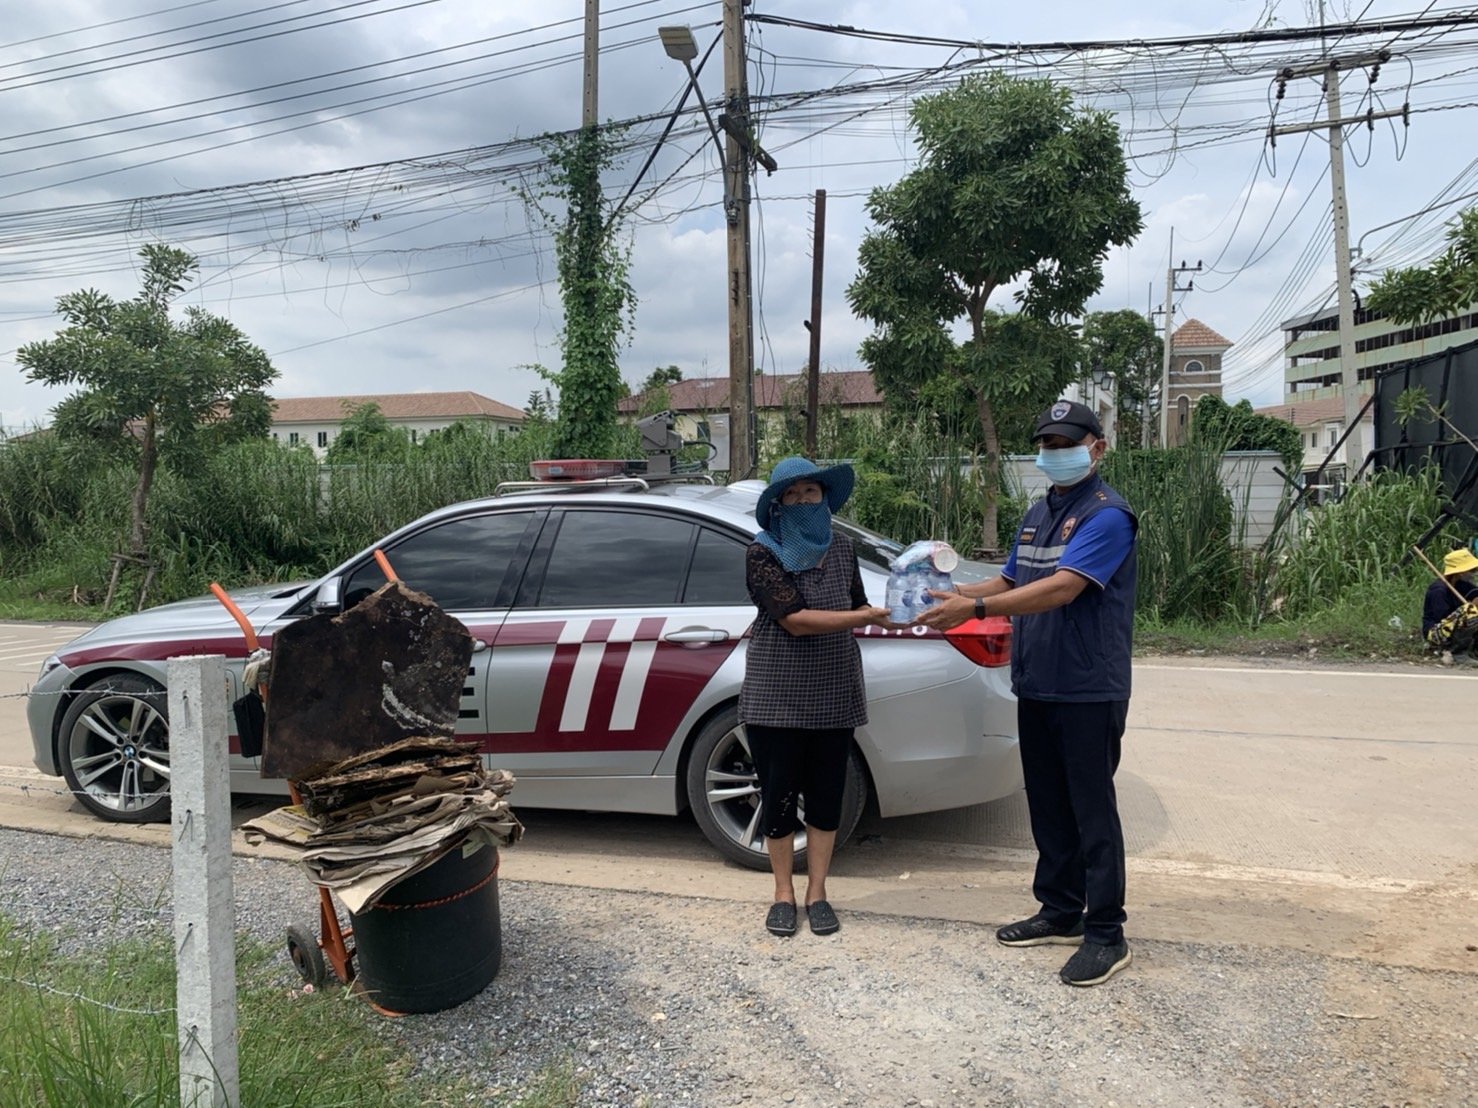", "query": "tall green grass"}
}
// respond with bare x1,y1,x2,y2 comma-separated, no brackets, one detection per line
0,415,1467,654
0,914,574,1108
